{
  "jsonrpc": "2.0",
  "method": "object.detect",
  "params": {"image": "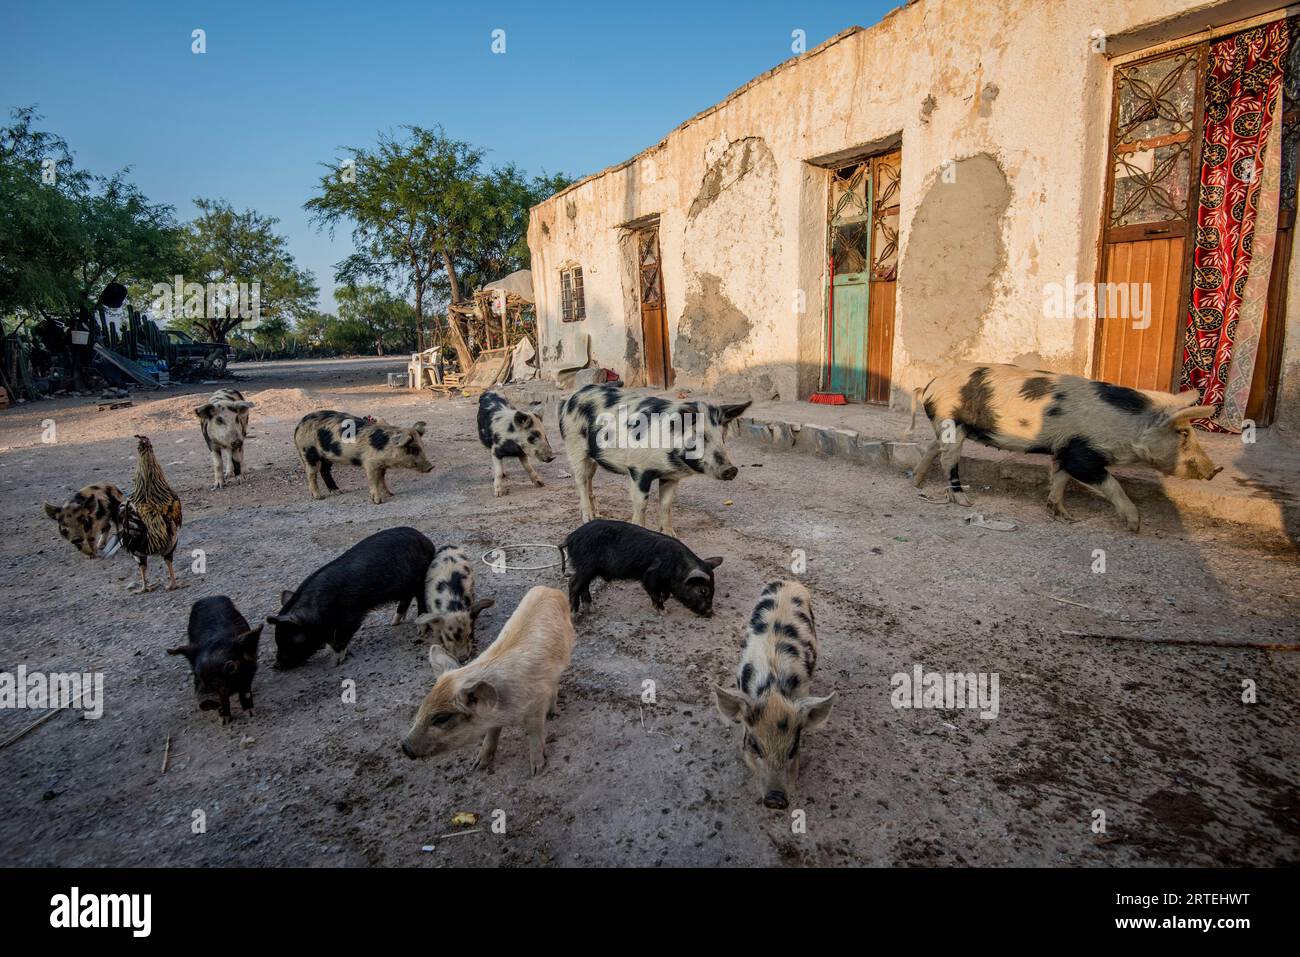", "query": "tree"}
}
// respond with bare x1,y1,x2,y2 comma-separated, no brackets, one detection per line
335,284,417,356
171,198,317,343
306,126,483,362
